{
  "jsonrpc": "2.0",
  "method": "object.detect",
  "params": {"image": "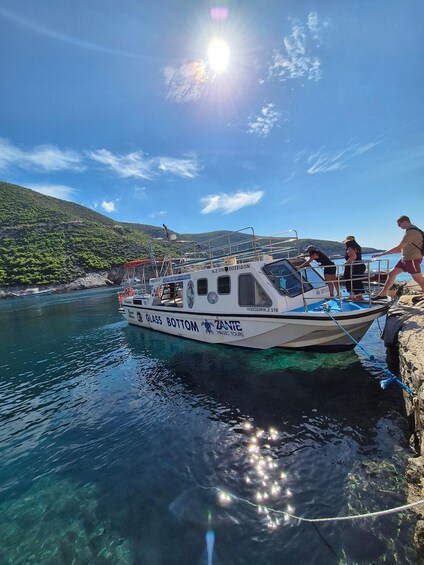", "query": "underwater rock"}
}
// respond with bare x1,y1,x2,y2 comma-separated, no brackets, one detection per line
341,524,386,563
415,519,424,562
342,456,416,563
0,477,133,563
